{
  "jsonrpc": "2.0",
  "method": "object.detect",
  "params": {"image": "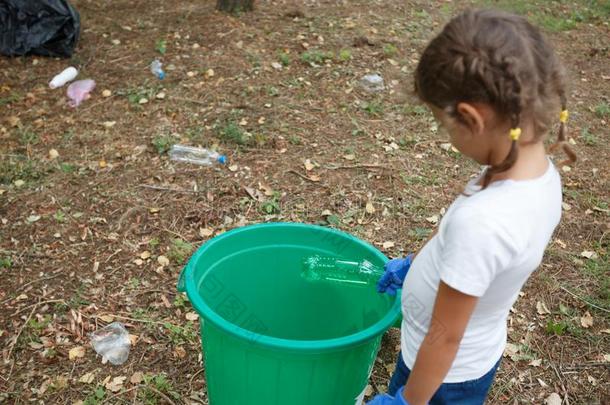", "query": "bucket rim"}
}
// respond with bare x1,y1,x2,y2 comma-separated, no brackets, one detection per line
180,222,402,352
